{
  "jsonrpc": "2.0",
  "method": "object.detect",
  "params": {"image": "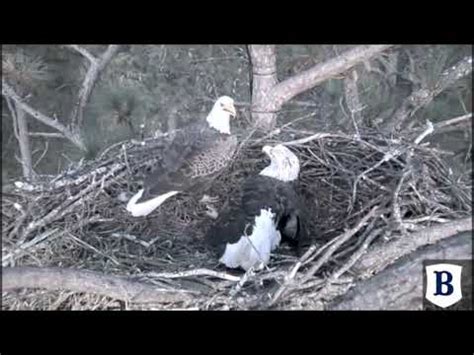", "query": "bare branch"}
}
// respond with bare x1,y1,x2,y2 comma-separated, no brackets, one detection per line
147,269,241,282
2,80,86,151
69,45,120,130
270,45,394,110
66,45,97,64
28,132,66,138
434,112,472,129
2,266,195,304
14,107,35,179
5,97,35,179
388,56,472,131
343,69,363,137
301,206,380,283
